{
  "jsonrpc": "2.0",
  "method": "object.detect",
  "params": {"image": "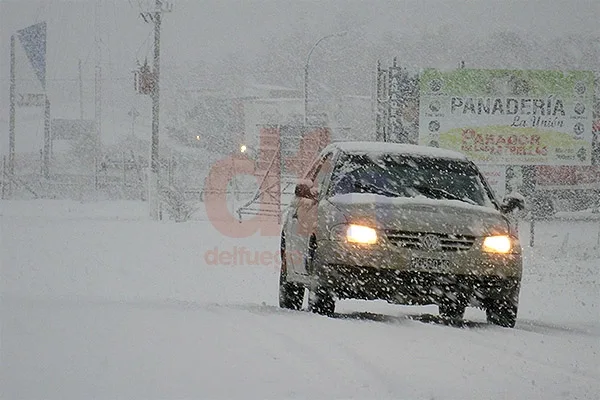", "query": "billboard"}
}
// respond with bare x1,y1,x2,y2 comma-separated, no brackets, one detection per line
418,69,595,165
477,164,507,199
